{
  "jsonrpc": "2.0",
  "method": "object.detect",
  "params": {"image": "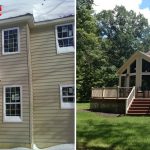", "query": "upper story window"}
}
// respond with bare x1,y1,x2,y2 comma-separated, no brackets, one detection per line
130,60,136,73
142,59,150,72
55,24,74,54
60,85,74,109
2,27,20,55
